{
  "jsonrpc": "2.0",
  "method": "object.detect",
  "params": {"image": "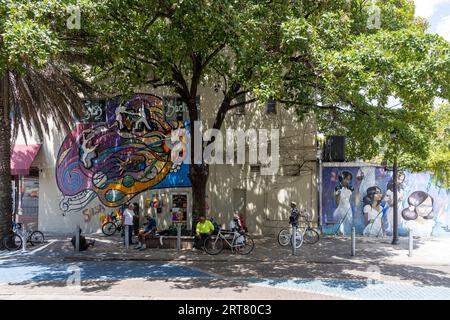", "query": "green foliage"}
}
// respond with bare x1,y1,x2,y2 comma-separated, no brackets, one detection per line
427,104,450,188
70,0,450,181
